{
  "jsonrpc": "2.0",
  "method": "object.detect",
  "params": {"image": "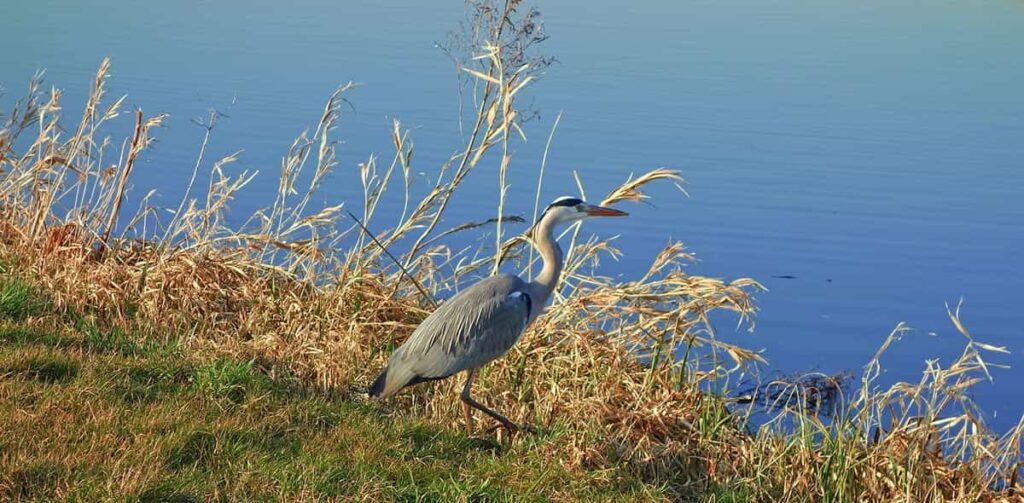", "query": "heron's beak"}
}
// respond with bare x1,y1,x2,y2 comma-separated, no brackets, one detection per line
584,204,628,217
